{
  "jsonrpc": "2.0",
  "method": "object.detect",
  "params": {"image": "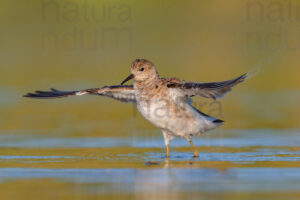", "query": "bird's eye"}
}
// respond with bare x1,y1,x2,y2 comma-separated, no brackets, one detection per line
140,68,144,71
